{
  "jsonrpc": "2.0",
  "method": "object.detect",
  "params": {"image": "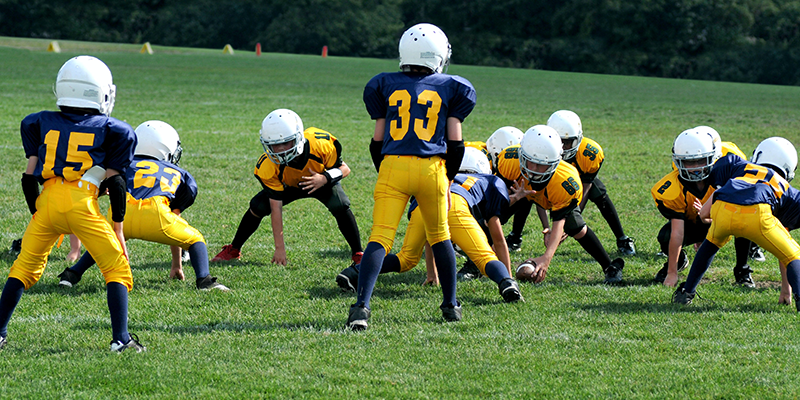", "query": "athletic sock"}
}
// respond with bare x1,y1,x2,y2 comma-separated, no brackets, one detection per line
0,278,25,338
785,260,800,297
596,194,626,239
107,282,129,343
484,260,510,283
733,237,751,268
355,242,386,309
431,240,458,307
69,251,96,276
683,240,720,293
231,210,262,250
334,208,363,256
380,253,401,274
511,200,532,237
188,242,210,279
576,227,612,269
